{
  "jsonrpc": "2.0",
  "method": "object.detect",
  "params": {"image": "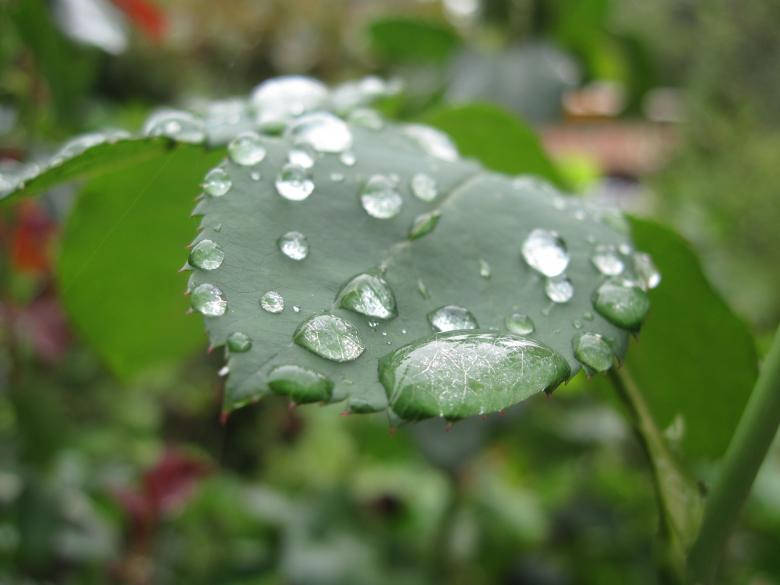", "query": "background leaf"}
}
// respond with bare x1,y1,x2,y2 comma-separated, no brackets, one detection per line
368,16,461,64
